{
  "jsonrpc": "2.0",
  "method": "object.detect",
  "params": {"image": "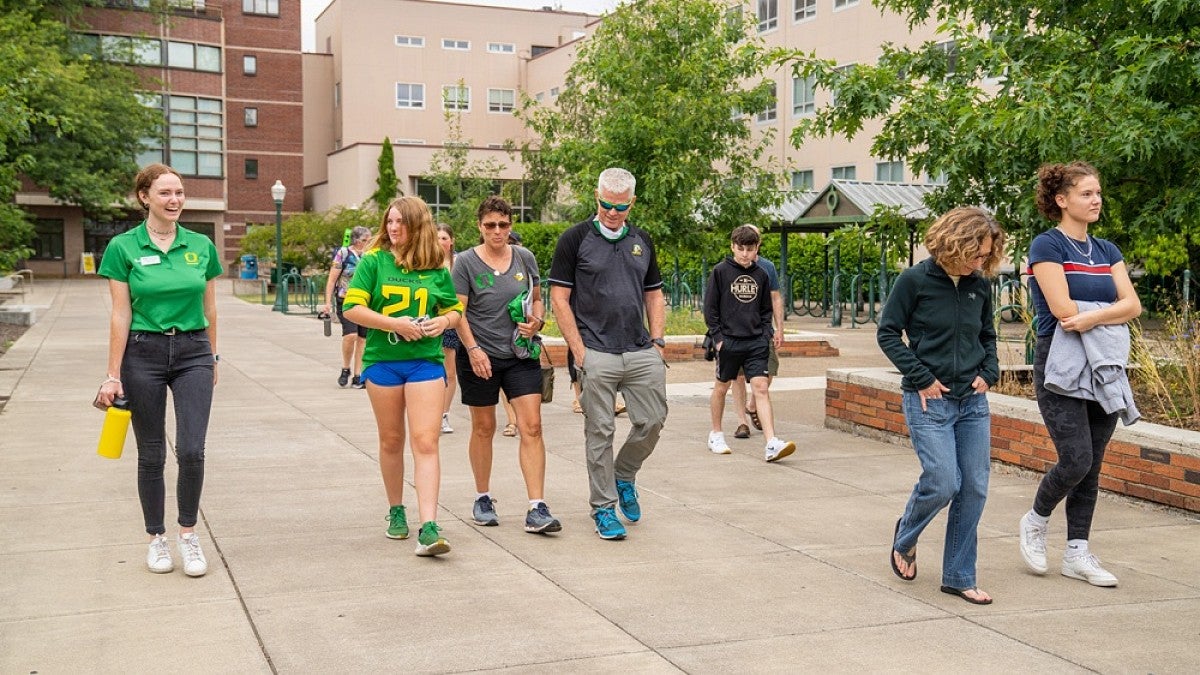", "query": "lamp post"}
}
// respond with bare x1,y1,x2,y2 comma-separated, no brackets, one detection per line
271,180,287,312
